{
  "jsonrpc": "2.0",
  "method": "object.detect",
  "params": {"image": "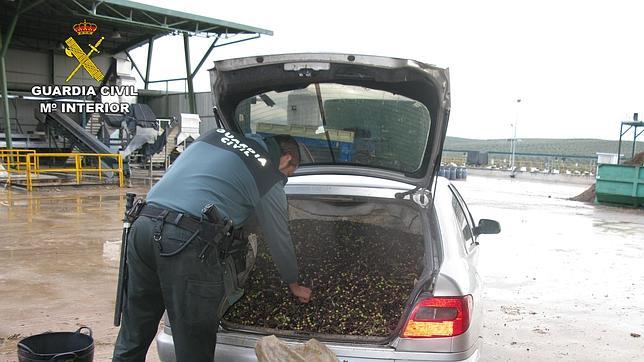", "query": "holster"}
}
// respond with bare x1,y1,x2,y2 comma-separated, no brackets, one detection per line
232,233,258,287
194,204,247,318
216,232,258,318
201,224,247,319
126,198,146,223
